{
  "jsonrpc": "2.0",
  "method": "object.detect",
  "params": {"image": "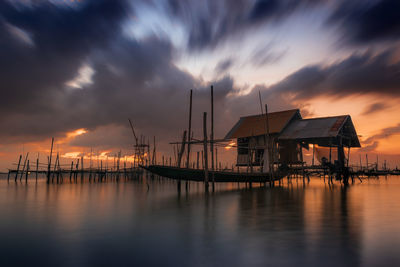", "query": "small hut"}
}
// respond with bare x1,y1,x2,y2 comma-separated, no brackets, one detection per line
225,109,302,171
225,109,360,173
278,115,360,171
